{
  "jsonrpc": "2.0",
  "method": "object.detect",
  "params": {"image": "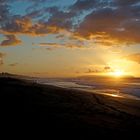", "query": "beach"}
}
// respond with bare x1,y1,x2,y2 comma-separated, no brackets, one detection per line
0,77,140,137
